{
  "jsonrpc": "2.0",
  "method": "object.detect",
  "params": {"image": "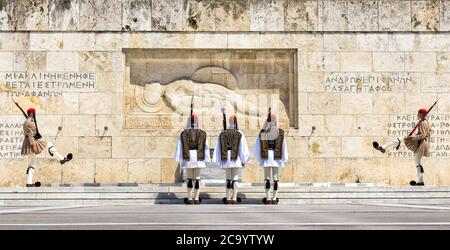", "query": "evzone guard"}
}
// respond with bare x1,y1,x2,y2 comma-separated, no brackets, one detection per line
373,101,437,186
213,105,250,205
14,100,73,187
174,98,210,205
253,108,288,205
